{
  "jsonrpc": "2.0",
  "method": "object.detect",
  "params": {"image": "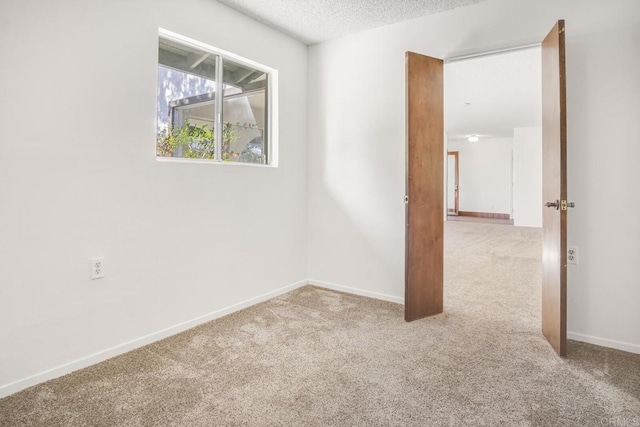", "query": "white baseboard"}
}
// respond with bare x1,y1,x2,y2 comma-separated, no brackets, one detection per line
568,331,640,355
0,279,308,399
309,279,404,305
4,280,636,399
311,281,640,356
